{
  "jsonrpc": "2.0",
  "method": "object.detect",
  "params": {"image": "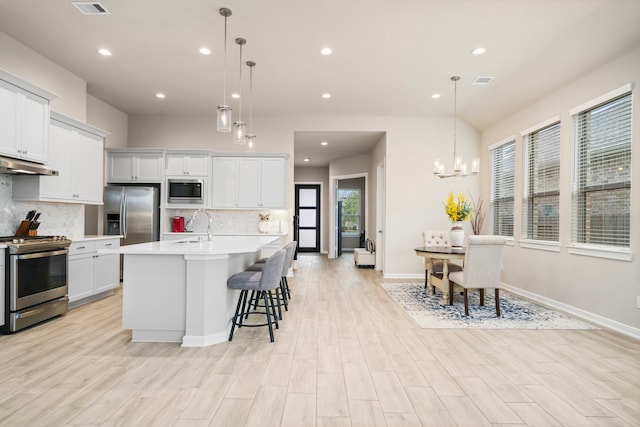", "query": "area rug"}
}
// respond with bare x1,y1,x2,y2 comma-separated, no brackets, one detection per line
381,282,597,330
